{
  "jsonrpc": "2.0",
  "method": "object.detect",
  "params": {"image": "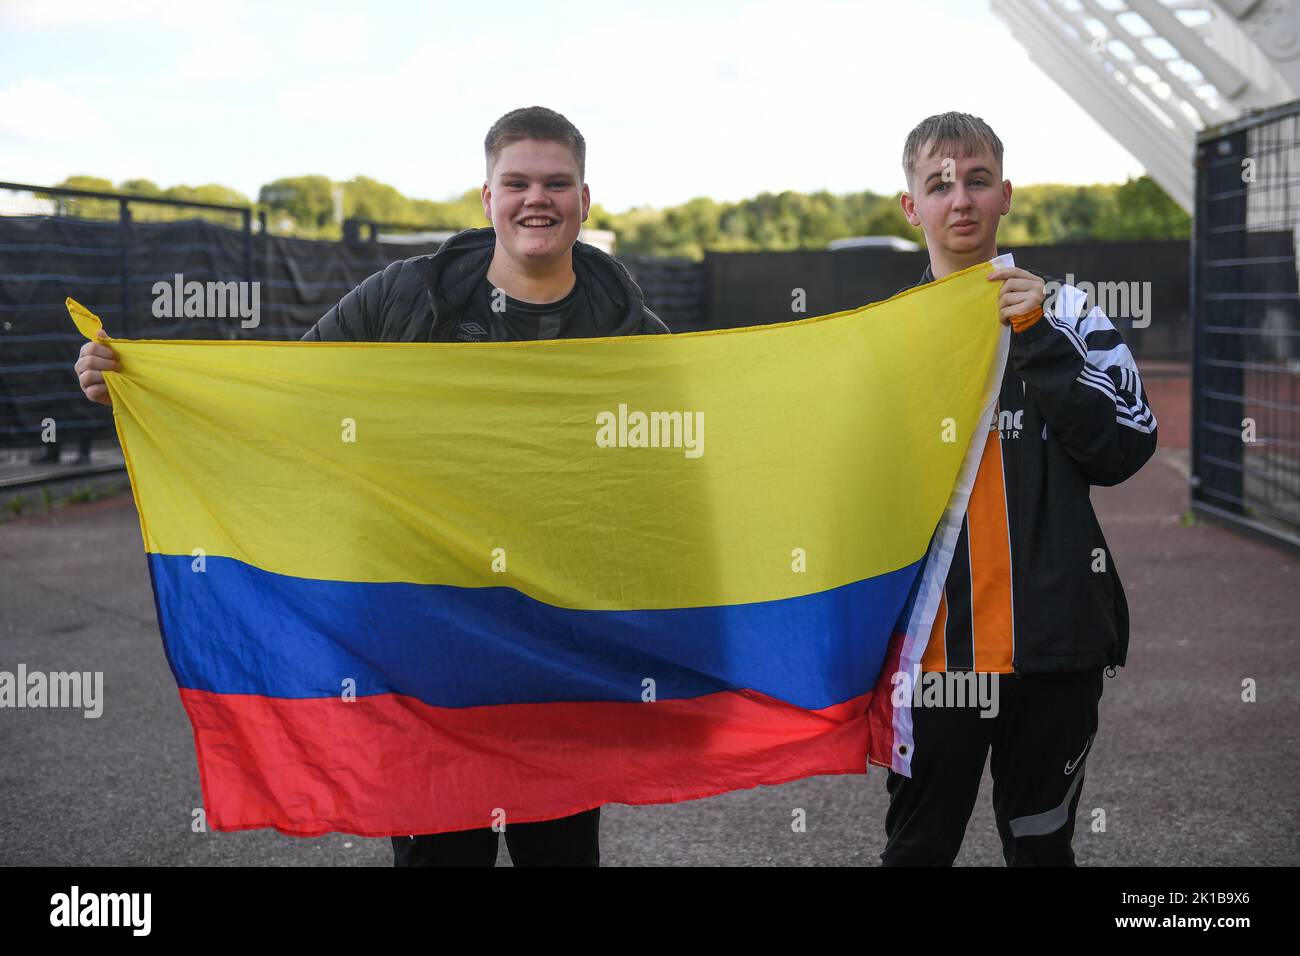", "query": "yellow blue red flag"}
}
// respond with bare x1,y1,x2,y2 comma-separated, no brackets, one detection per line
66,261,1006,837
